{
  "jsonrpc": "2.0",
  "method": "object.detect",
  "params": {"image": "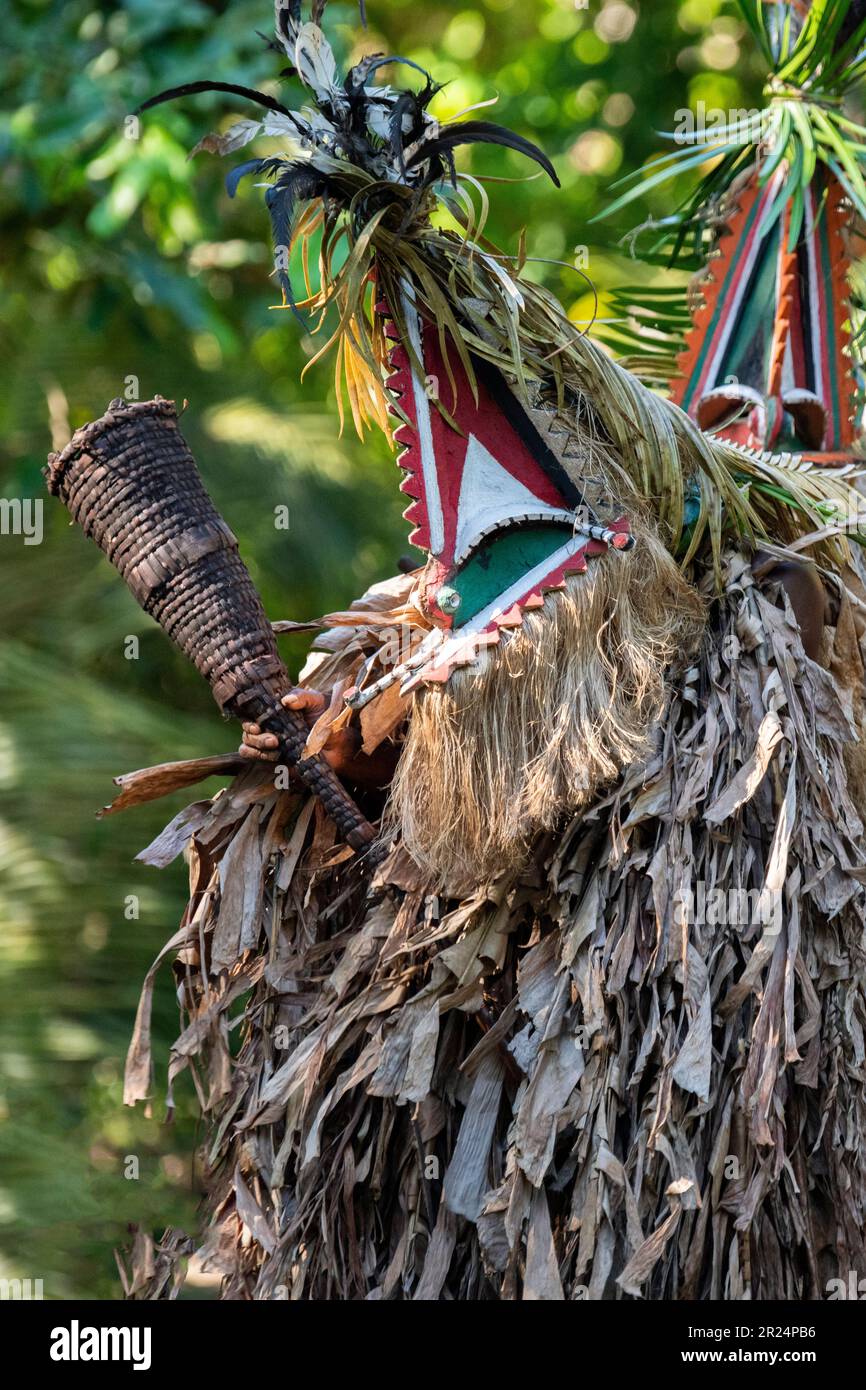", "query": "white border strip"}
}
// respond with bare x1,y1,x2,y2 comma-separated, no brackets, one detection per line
401,281,445,555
